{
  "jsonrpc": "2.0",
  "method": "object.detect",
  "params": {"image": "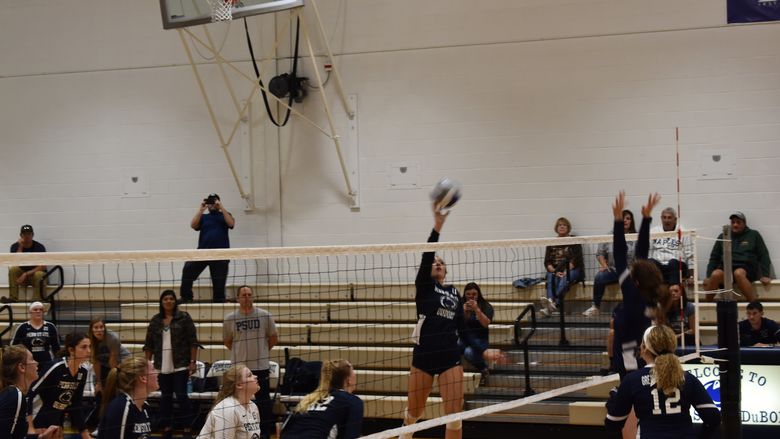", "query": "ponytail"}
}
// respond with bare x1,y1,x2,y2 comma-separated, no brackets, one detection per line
100,357,149,418
643,325,685,396
295,359,352,413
